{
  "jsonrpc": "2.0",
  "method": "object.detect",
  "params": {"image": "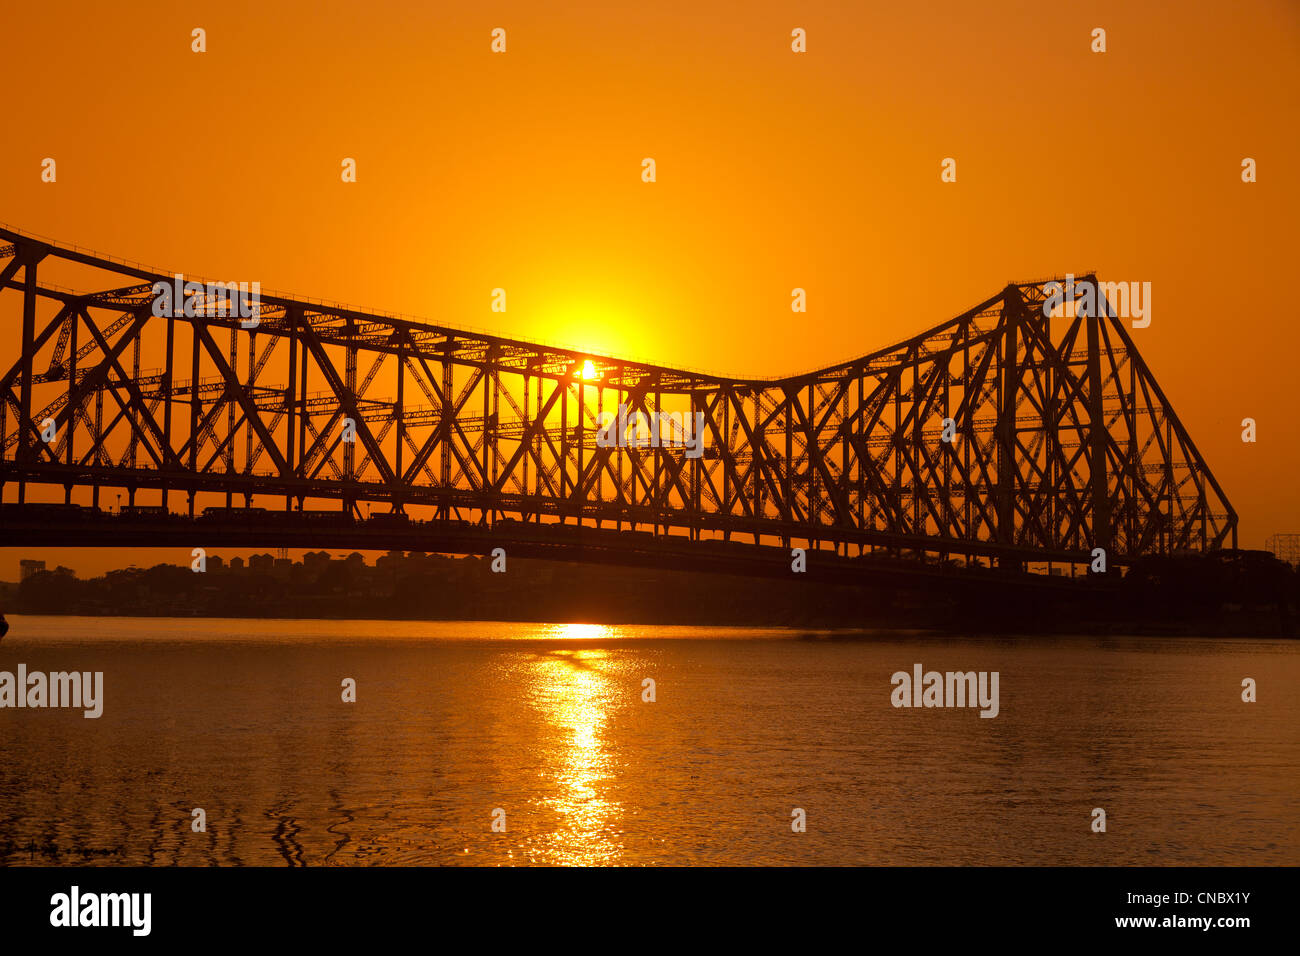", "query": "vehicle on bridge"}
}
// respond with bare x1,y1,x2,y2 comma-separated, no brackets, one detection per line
121,504,173,519
367,511,410,525
200,506,270,523
0,502,102,521
294,509,356,525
